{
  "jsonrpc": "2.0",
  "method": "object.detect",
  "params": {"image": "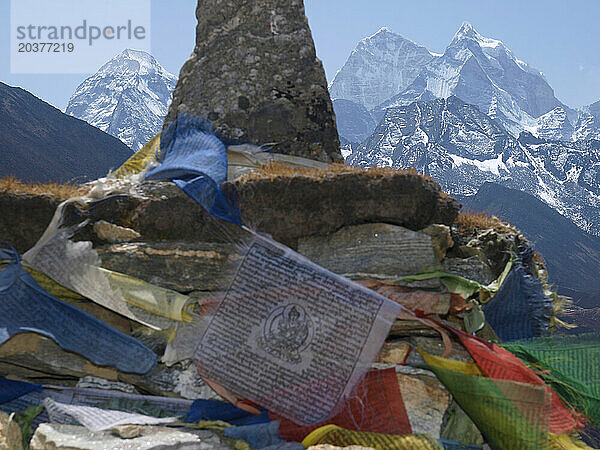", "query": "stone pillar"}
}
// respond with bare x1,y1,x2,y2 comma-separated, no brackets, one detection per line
165,0,343,163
